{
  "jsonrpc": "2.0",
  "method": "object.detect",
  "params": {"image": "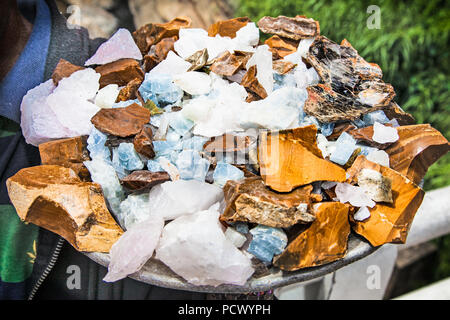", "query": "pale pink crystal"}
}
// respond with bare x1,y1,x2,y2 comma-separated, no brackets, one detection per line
84,28,143,66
